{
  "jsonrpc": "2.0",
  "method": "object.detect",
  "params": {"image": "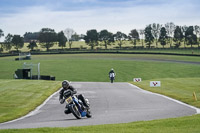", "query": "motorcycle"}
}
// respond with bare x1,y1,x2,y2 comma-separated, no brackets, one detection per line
63,90,92,119
109,72,115,83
